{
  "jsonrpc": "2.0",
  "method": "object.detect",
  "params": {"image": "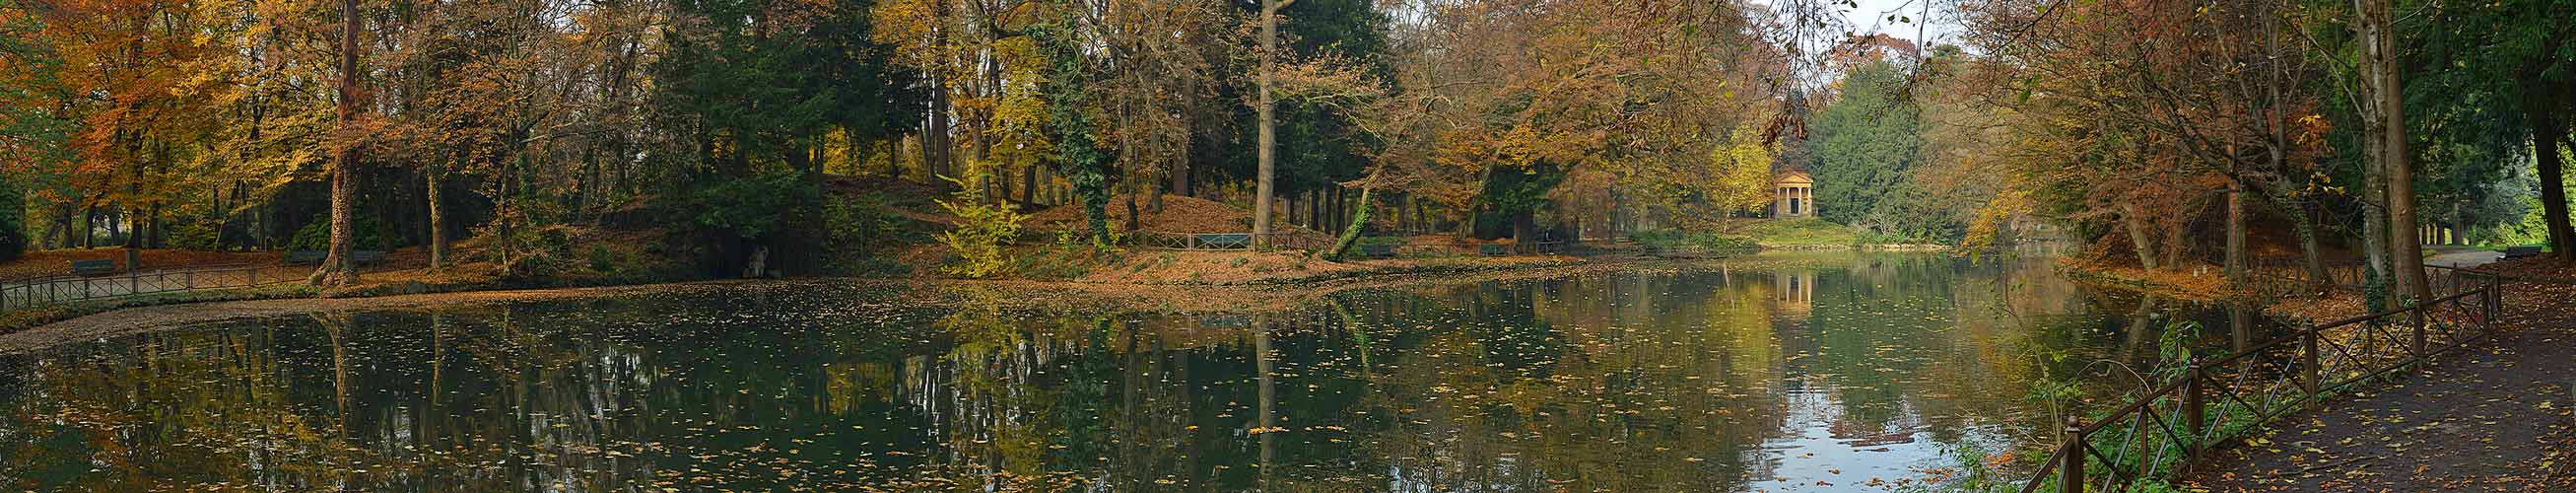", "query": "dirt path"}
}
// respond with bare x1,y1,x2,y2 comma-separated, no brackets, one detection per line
2425,246,2506,268
2184,279,2576,492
